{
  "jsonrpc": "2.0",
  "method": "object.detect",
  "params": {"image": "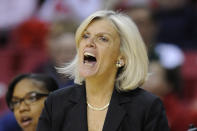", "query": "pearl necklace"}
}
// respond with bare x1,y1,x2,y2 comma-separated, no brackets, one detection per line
87,102,110,111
